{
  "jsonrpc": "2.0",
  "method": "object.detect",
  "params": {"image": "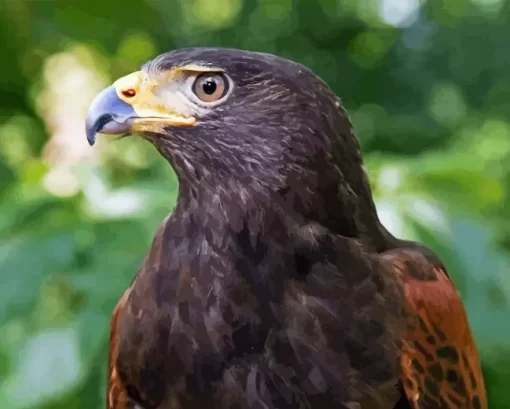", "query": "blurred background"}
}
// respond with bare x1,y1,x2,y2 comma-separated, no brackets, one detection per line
0,0,509,407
